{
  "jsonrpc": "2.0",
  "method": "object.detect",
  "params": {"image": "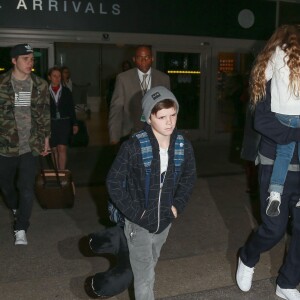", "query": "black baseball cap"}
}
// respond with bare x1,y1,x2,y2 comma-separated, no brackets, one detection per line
10,44,34,58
